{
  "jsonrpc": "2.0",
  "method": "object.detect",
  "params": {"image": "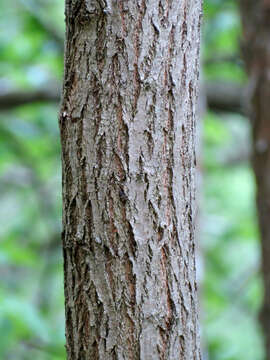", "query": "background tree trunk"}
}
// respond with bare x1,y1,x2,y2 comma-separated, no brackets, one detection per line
239,0,270,356
59,0,202,359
